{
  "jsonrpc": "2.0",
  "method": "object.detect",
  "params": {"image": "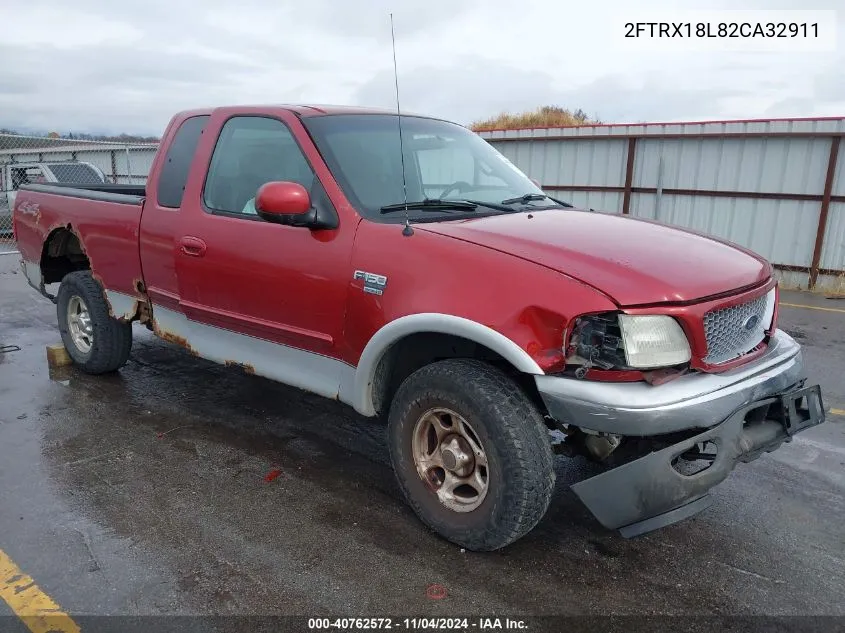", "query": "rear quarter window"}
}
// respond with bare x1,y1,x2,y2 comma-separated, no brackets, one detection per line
157,115,209,208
